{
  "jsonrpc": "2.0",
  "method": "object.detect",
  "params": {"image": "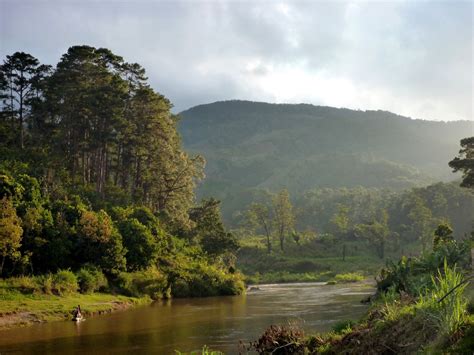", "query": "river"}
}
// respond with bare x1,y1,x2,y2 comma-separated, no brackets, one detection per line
0,281,374,354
